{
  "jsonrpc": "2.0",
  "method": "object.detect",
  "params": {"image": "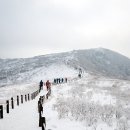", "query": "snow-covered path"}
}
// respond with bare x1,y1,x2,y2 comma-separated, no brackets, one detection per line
1,77,129,130
0,90,47,130
0,100,40,130
0,84,85,130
